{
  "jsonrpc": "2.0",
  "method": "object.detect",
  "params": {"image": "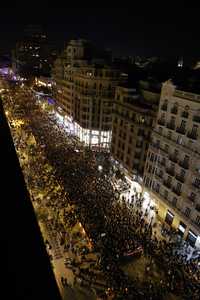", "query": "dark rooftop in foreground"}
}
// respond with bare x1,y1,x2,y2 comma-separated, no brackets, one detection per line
0,99,61,300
